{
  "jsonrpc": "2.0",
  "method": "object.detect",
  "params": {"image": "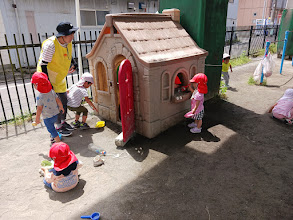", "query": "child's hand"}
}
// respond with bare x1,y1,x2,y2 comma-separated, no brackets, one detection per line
59,106,64,113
